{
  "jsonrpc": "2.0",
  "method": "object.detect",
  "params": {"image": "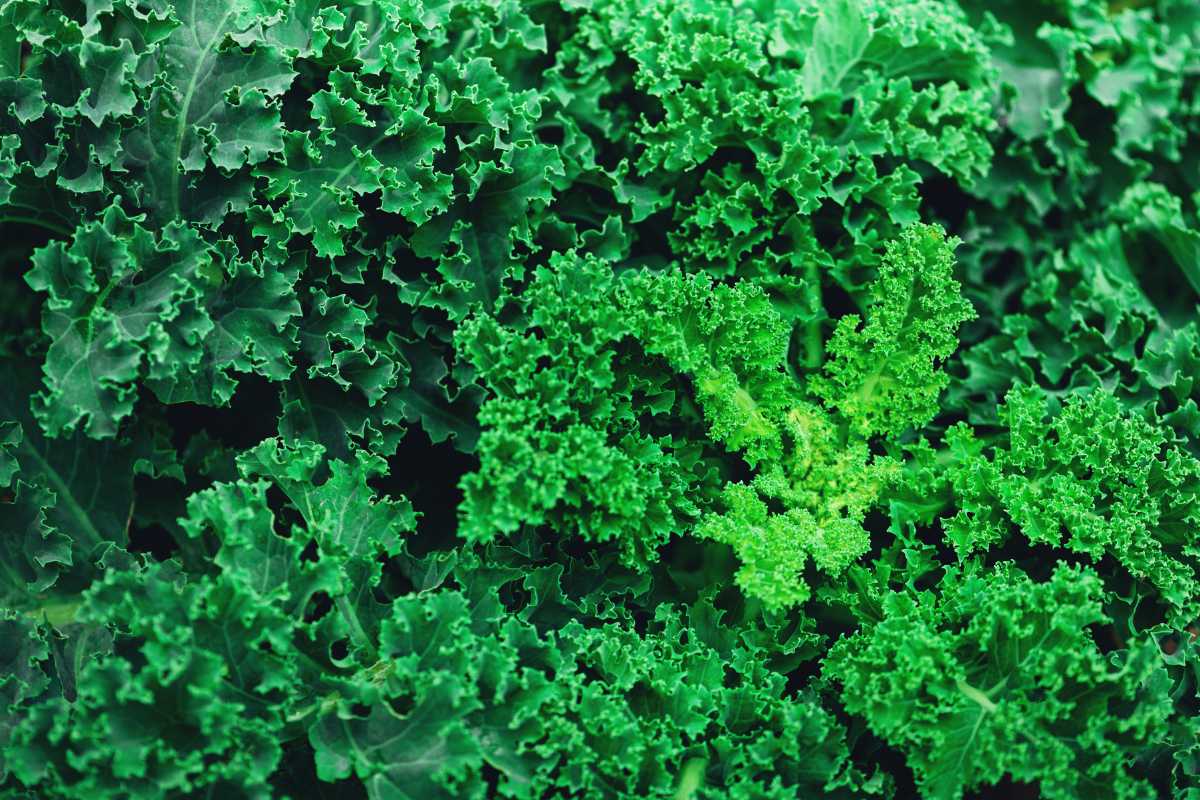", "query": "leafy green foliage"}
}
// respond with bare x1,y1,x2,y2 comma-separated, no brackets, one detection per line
940,388,1200,625
2,0,1200,797
810,224,975,437
310,566,862,799
825,563,1173,800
